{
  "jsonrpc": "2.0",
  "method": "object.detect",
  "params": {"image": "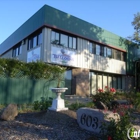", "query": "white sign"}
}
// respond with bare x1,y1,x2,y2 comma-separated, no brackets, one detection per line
127,127,140,140
51,46,77,66
27,47,40,62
